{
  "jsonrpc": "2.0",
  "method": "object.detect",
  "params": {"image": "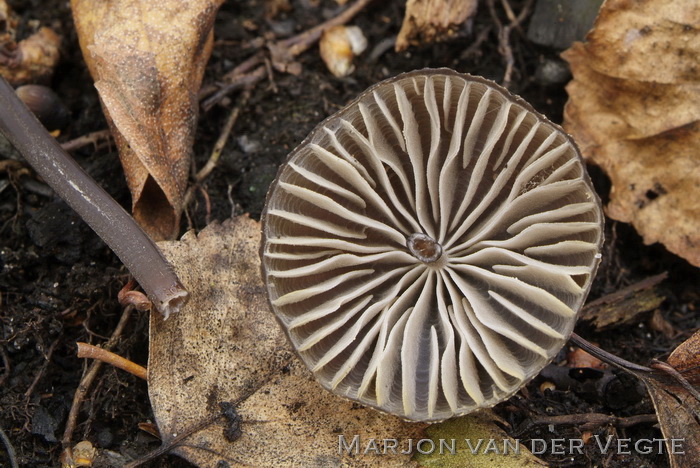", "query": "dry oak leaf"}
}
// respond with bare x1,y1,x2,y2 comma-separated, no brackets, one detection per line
71,0,223,240
395,0,477,52
563,0,700,267
150,216,426,467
